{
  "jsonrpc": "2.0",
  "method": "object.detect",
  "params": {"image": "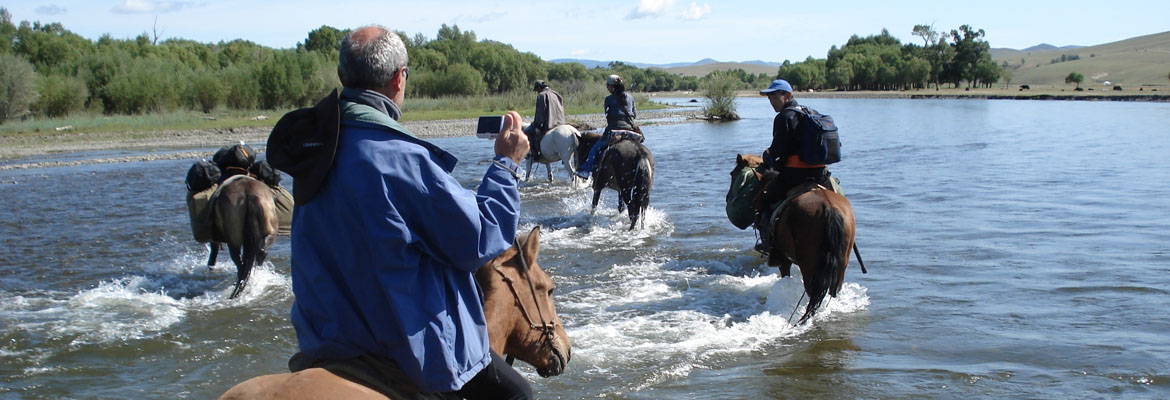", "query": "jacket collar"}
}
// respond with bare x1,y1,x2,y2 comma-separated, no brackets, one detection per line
338,94,459,172
340,87,402,121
